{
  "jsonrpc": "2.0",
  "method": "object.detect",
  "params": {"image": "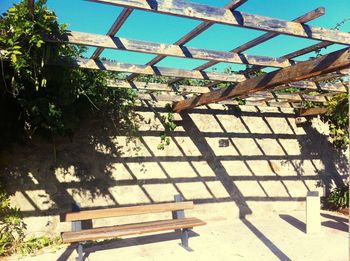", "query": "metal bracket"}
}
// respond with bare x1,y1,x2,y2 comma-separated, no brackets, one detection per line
172,195,193,252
